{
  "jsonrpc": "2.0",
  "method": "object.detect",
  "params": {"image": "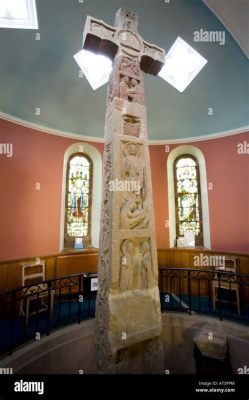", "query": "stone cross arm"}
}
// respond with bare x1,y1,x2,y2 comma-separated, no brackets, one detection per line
82,9,165,76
